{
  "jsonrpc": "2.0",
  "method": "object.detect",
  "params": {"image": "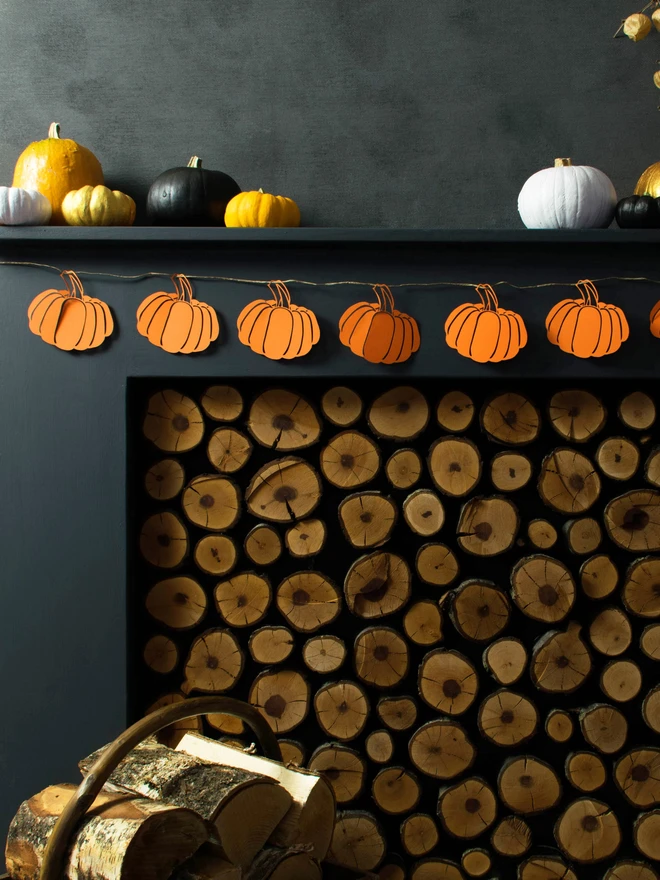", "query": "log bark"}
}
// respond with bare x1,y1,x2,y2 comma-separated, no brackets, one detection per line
600,658,642,702
623,556,660,618
403,490,445,537
518,857,576,880
589,607,632,656
448,579,510,642
538,448,601,514
326,811,386,873
320,431,380,489
182,475,241,531
400,813,439,857
619,391,656,430
580,554,619,600
285,519,327,557
385,449,422,490
365,729,394,764
140,511,189,568
302,634,346,673
490,816,531,857
564,517,602,555
194,534,237,576
244,525,282,566
497,755,562,814
344,552,411,619
457,496,519,556
436,390,475,432
247,389,321,451
249,626,295,665
354,626,409,688
408,719,475,779
483,637,527,685
481,392,540,445
415,542,459,587
5,784,208,880
249,669,310,734
201,385,243,422
367,386,430,440
477,688,538,747
460,849,491,877
320,386,362,427
207,428,252,474
276,571,340,632
565,751,606,792
145,458,185,500
146,576,207,629
215,572,272,627
428,437,482,497
554,797,621,863
510,555,575,623
246,457,321,522
418,648,478,715
308,744,366,804
545,709,574,743
143,390,204,453
437,777,497,838
605,491,660,552
614,747,660,807
641,624,660,660
596,436,640,481
245,846,320,880
339,492,397,548
143,634,178,674
526,519,558,550
403,600,443,646
635,811,660,861
548,388,606,442
490,451,532,493
579,703,628,754
377,695,417,731
171,843,241,880
372,767,421,815
314,680,369,741
530,622,591,693
181,628,243,694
